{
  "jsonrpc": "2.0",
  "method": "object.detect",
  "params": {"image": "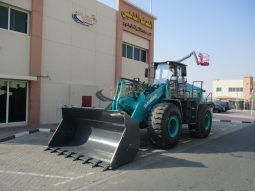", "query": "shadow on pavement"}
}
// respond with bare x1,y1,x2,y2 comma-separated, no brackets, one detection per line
122,124,255,171
178,124,255,154
1,132,53,146
117,128,207,170
139,124,255,155
122,153,207,171
141,155,207,169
